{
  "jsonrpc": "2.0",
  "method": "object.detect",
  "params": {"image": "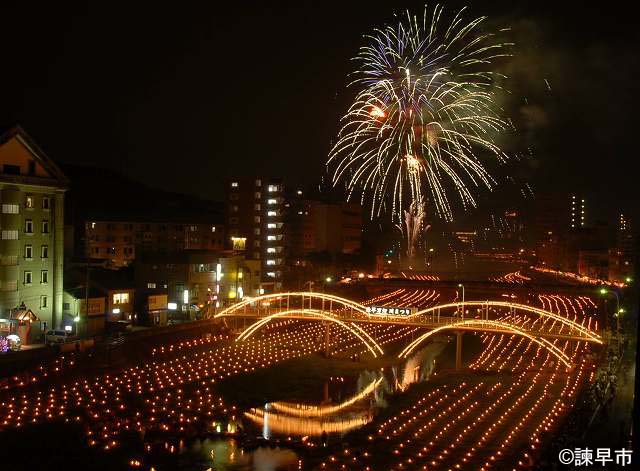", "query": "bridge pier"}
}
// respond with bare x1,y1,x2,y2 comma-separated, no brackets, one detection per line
455,331,463,371
324,321,330,358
